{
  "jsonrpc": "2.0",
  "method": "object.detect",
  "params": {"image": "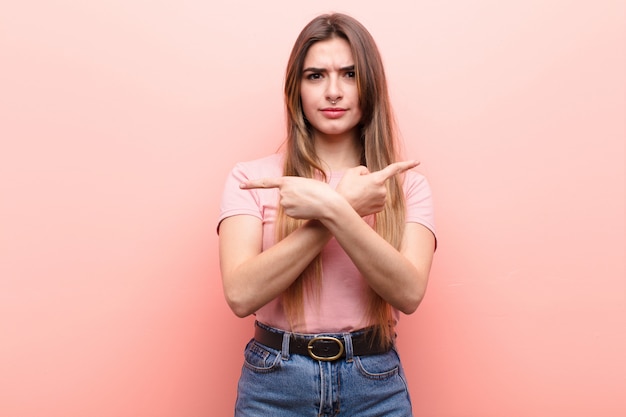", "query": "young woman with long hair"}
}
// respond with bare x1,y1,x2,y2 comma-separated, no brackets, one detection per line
218,12,436,417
